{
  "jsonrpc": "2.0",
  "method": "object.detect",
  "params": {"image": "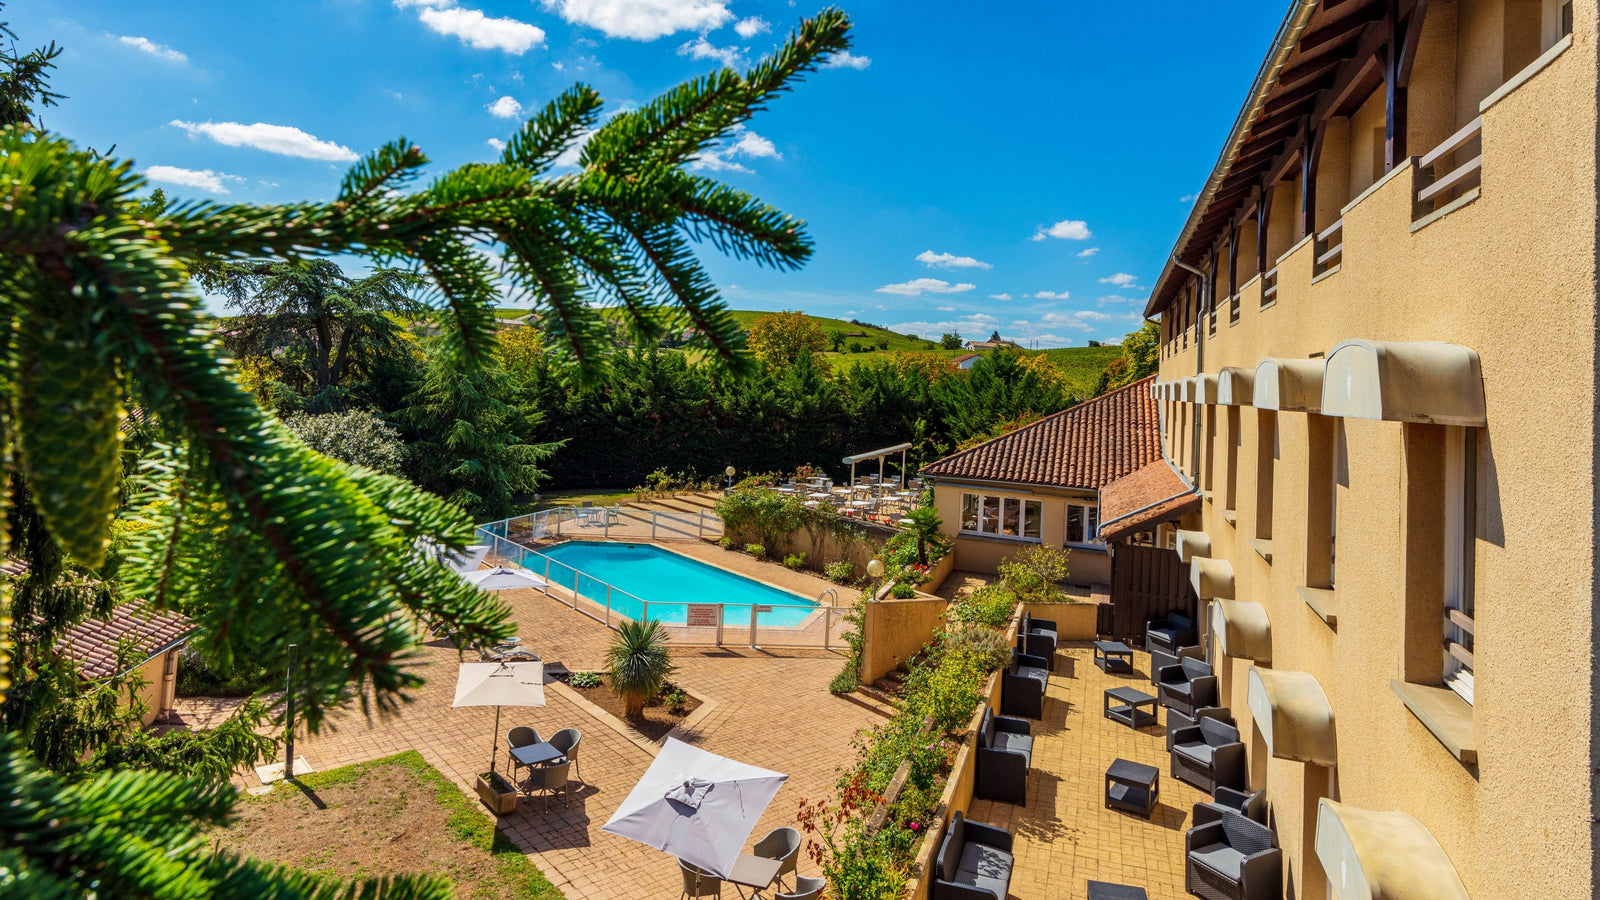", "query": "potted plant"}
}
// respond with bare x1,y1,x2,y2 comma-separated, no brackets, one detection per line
476,770,520,814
